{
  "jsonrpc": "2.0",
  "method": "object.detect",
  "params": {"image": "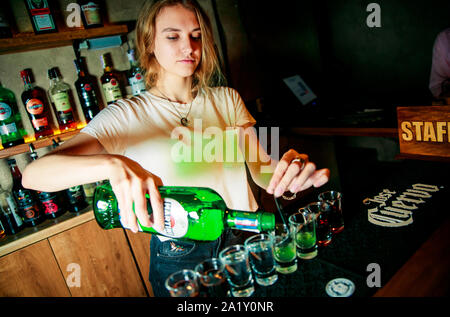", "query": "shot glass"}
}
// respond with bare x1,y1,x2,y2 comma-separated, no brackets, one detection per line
307,201,332,247
219,244,255,297
244,234,278,286
318,191,344,234
289,208,318,259
165,269,199,297
271,223,297,274
195,258,230,297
